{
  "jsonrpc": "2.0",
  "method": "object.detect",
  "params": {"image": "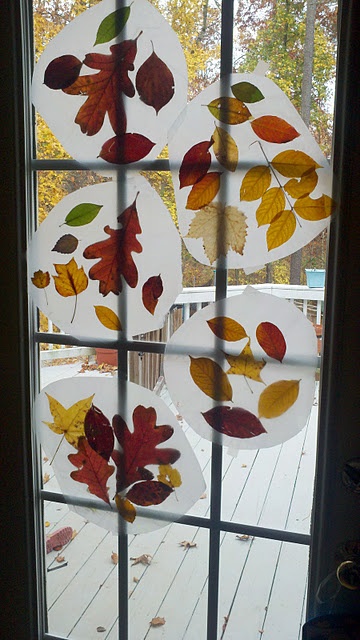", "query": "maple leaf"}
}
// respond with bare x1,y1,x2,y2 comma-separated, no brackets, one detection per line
187,203,247,264
32,269,50,289
225,339,266,383
43,393,95,448
68,436,115,504
111,405,180,492
63,35,141,136
52,257,88,322
83,194,142,296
